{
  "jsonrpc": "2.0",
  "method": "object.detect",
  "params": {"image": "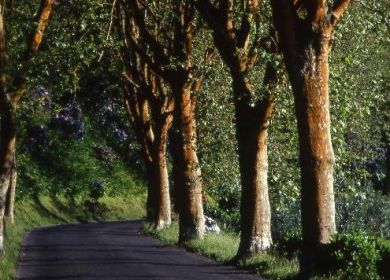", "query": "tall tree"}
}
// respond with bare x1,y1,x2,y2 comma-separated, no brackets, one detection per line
115,5,173,229
195,0,279,258
270,0,350,274
4,152,16,224
123,75,173,230
0,0,54,254
118,0,208,242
